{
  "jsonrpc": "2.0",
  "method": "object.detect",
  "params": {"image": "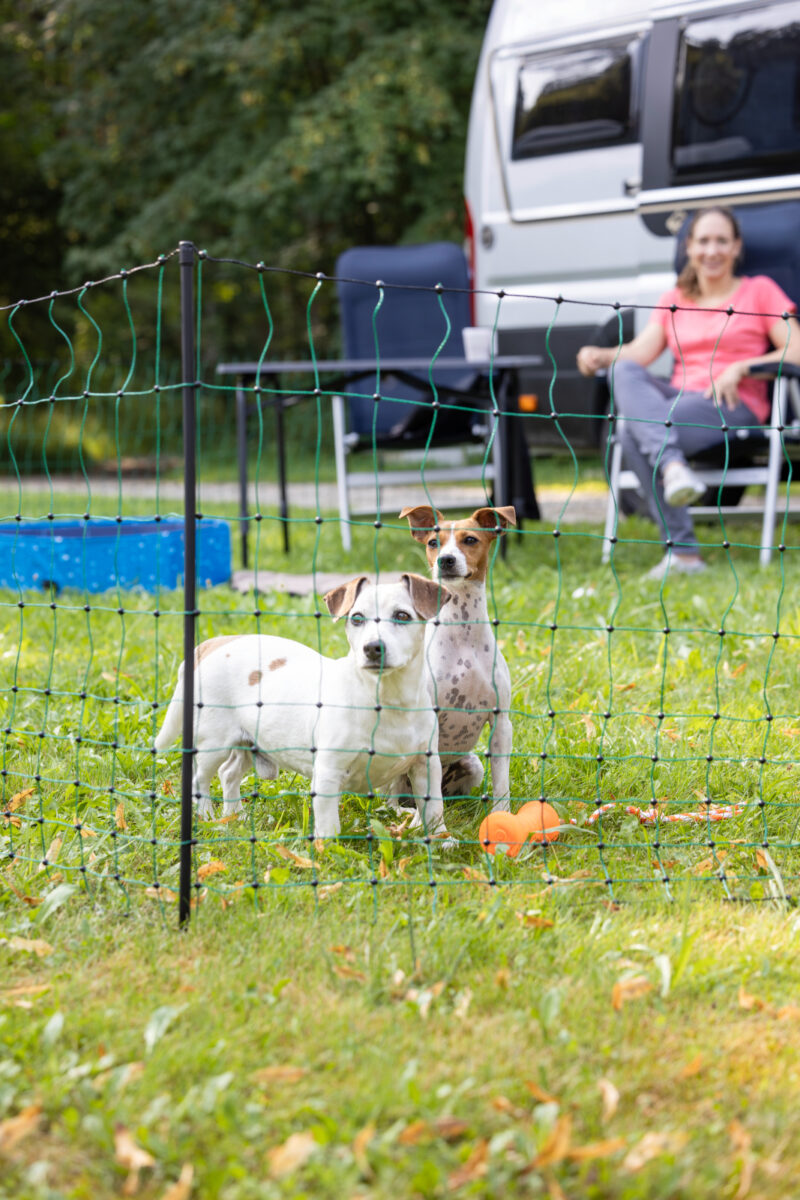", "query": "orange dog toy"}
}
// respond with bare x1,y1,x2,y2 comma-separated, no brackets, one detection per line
478,801,560,856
